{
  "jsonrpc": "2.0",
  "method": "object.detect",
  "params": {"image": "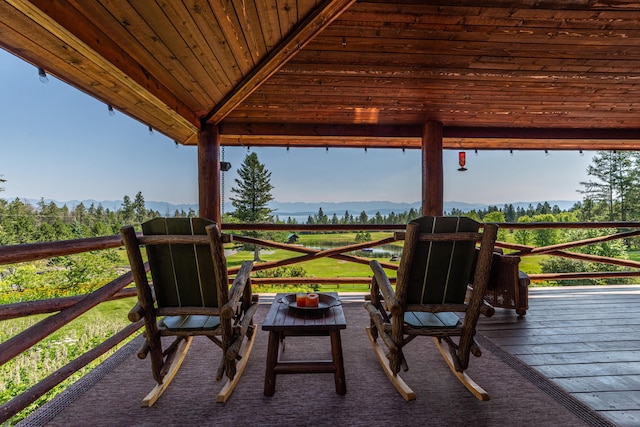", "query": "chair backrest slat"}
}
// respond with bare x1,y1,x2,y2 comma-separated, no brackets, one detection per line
403,216,480,305
142,217,219,309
